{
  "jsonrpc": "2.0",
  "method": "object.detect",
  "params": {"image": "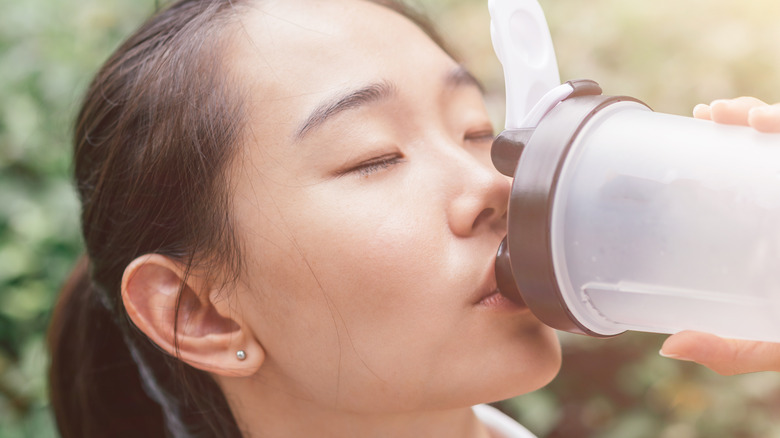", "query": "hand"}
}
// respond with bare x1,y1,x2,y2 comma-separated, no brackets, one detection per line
662,96,780,375
661,331,780,375
693,96,780,132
